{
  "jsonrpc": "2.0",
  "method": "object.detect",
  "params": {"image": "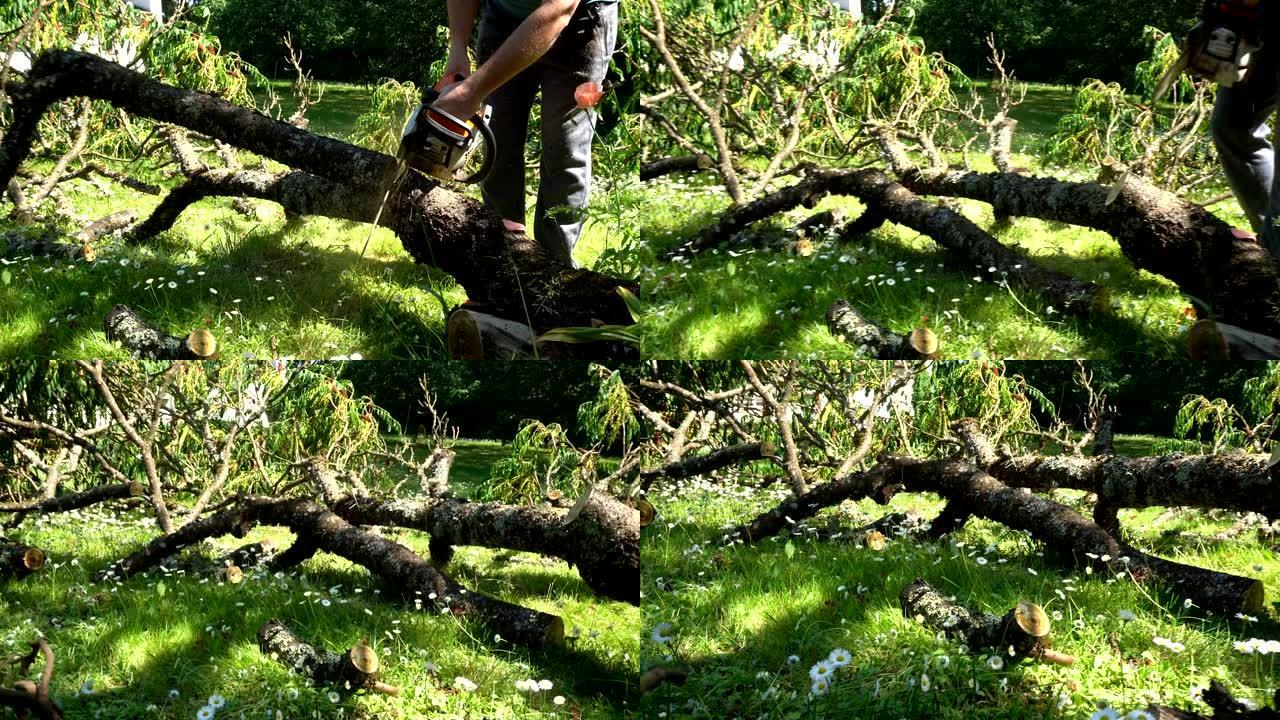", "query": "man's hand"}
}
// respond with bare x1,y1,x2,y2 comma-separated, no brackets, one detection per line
443,46,473,83
433,81,485,124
